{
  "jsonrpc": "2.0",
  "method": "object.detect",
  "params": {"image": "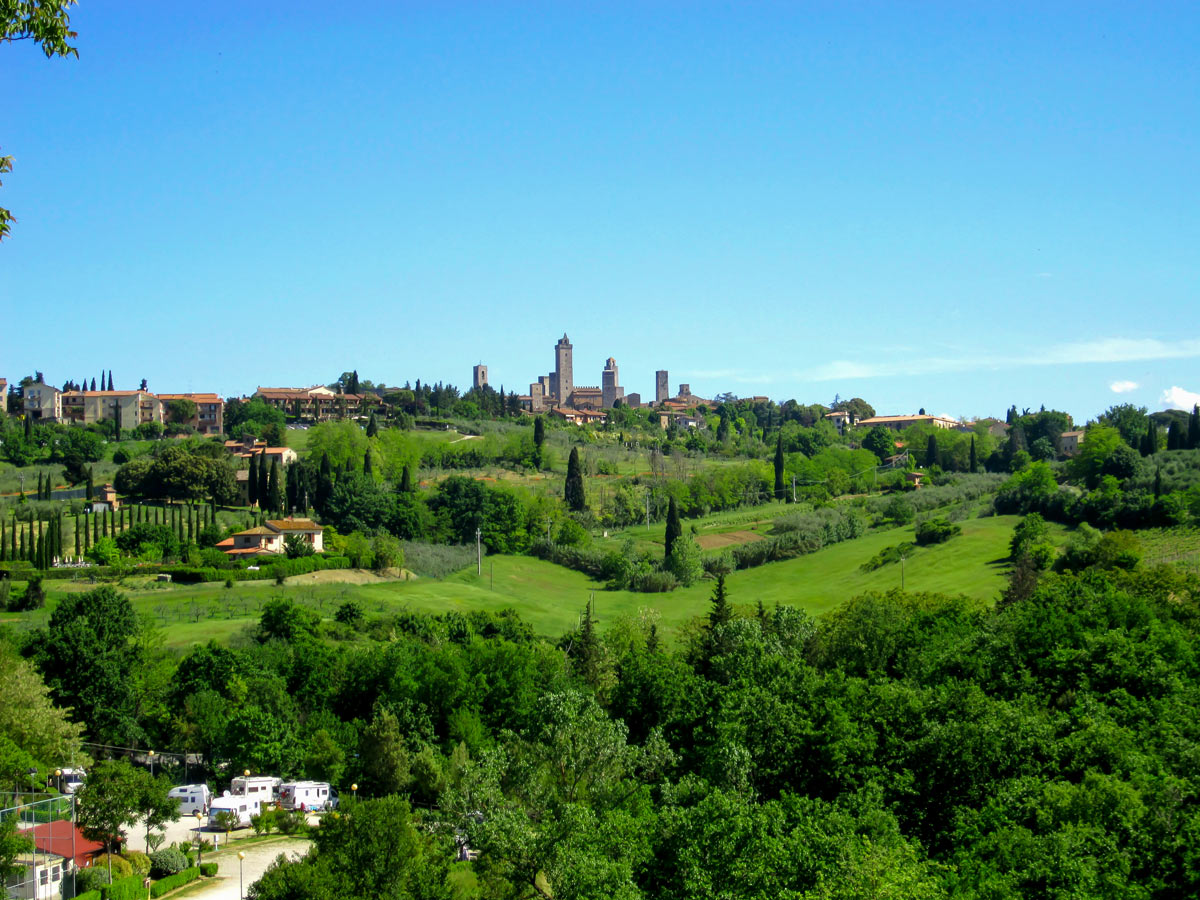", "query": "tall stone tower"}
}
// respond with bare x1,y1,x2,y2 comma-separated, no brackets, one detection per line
553,334,573,403
472,364,488,390
655,370,669,404
602,357,623,408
